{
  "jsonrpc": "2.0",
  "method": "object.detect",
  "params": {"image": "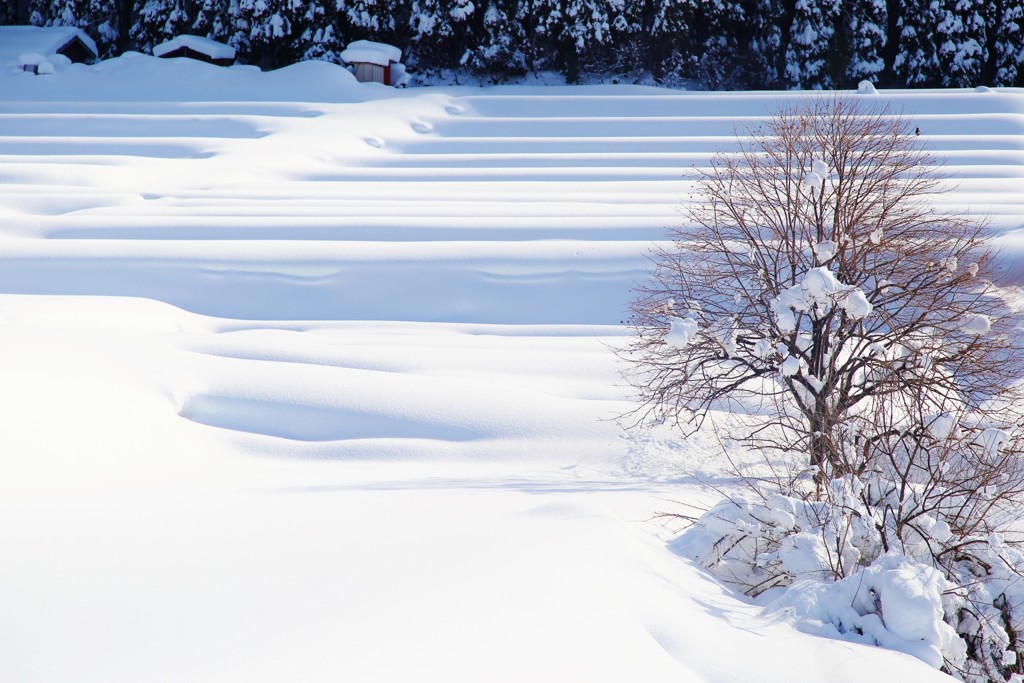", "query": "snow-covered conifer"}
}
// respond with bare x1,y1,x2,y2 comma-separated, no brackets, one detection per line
27,0,120,57
302,20,343,62
980,0,1023,86
294,0,342,62
338,0,399,39
130,0,192,54
191,0,231,42
30,0,83,29
783,0,841,89
691,0,749,89
745,0,787,88
521,0,564,74
893,0,941,86
221,0,252,61
522,0,629,80
407,0,476,73
462,0,528,78
243,0,295,66
844,0,887,84
934,0,984,87
0,0,17,24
